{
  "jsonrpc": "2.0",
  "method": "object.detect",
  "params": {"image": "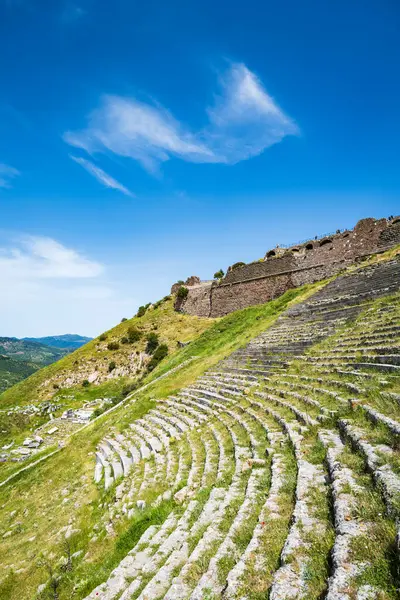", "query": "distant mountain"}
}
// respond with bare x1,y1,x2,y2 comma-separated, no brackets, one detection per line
22,334,92,350
0,337,69,394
